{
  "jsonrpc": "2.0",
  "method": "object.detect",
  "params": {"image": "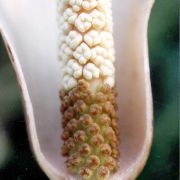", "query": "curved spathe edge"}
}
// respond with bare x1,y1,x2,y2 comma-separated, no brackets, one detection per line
119,1,154,179
124,73,153,180
0,23,153,180
0,28,61,180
